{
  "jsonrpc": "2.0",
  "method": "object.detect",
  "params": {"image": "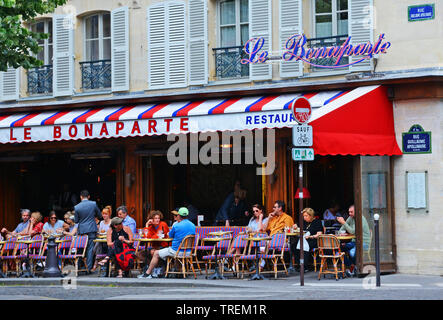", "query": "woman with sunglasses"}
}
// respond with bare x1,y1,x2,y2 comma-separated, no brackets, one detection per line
246,204,268,233
42,211,64,234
